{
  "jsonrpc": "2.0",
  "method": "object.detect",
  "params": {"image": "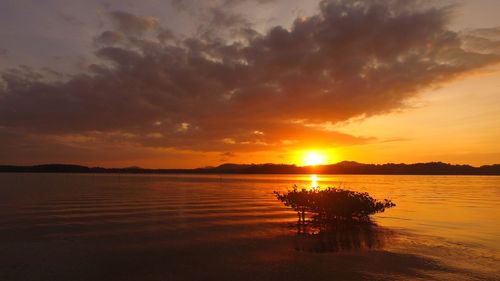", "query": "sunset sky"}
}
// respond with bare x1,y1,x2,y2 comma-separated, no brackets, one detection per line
0,0,499,168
